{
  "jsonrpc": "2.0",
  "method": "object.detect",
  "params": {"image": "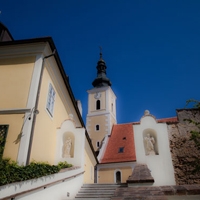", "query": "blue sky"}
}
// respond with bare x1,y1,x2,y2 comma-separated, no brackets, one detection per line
1,1,200,124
